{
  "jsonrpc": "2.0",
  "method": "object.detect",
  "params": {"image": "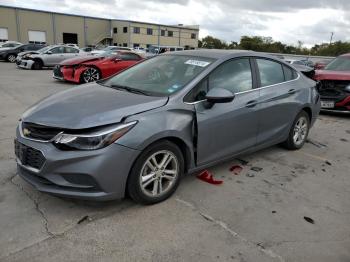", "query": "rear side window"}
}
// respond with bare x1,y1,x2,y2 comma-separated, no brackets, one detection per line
209,58,253,93
283,65,298,81
120,53,141,61
65,47,79,53
257,59,284,87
